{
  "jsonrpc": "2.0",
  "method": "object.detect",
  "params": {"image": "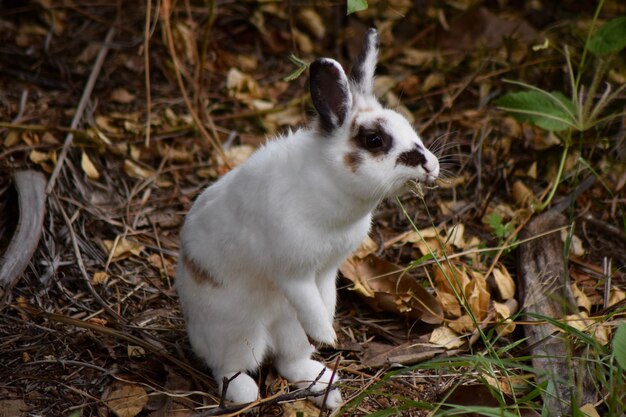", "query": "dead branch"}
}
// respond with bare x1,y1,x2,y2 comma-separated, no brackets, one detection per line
0,170,47,303
518,211,596,415
46,25,116,195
